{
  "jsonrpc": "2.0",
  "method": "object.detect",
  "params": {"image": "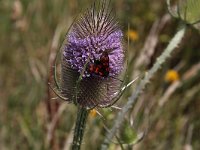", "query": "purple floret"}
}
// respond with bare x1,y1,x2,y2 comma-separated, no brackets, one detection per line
64,30,124,77
63,1,125,78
